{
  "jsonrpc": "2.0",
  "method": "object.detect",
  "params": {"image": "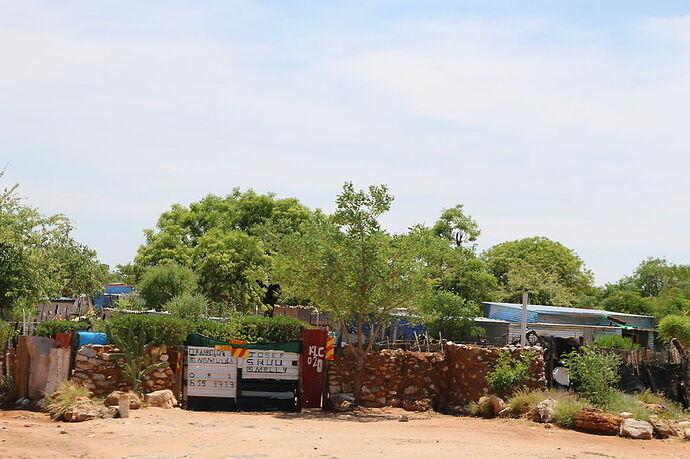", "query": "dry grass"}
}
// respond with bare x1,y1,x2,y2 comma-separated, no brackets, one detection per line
43,381,93,420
